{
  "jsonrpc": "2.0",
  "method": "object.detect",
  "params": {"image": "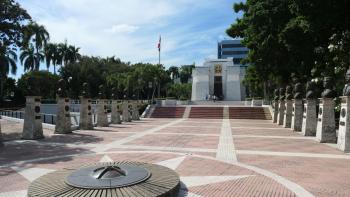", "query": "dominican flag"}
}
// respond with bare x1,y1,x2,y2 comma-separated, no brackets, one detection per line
157,35,161,51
